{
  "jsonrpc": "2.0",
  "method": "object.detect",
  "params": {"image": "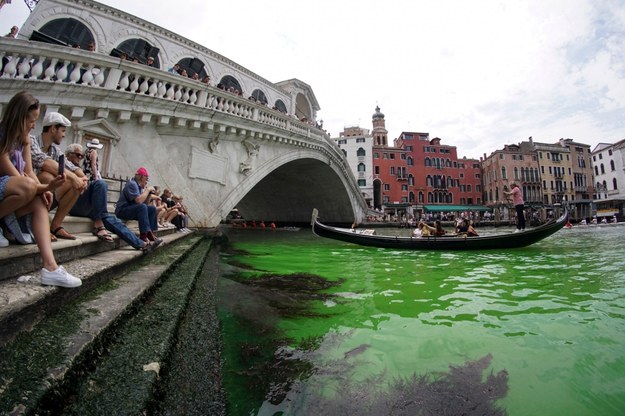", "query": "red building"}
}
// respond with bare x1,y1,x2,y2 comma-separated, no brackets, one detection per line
370,107,485,215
